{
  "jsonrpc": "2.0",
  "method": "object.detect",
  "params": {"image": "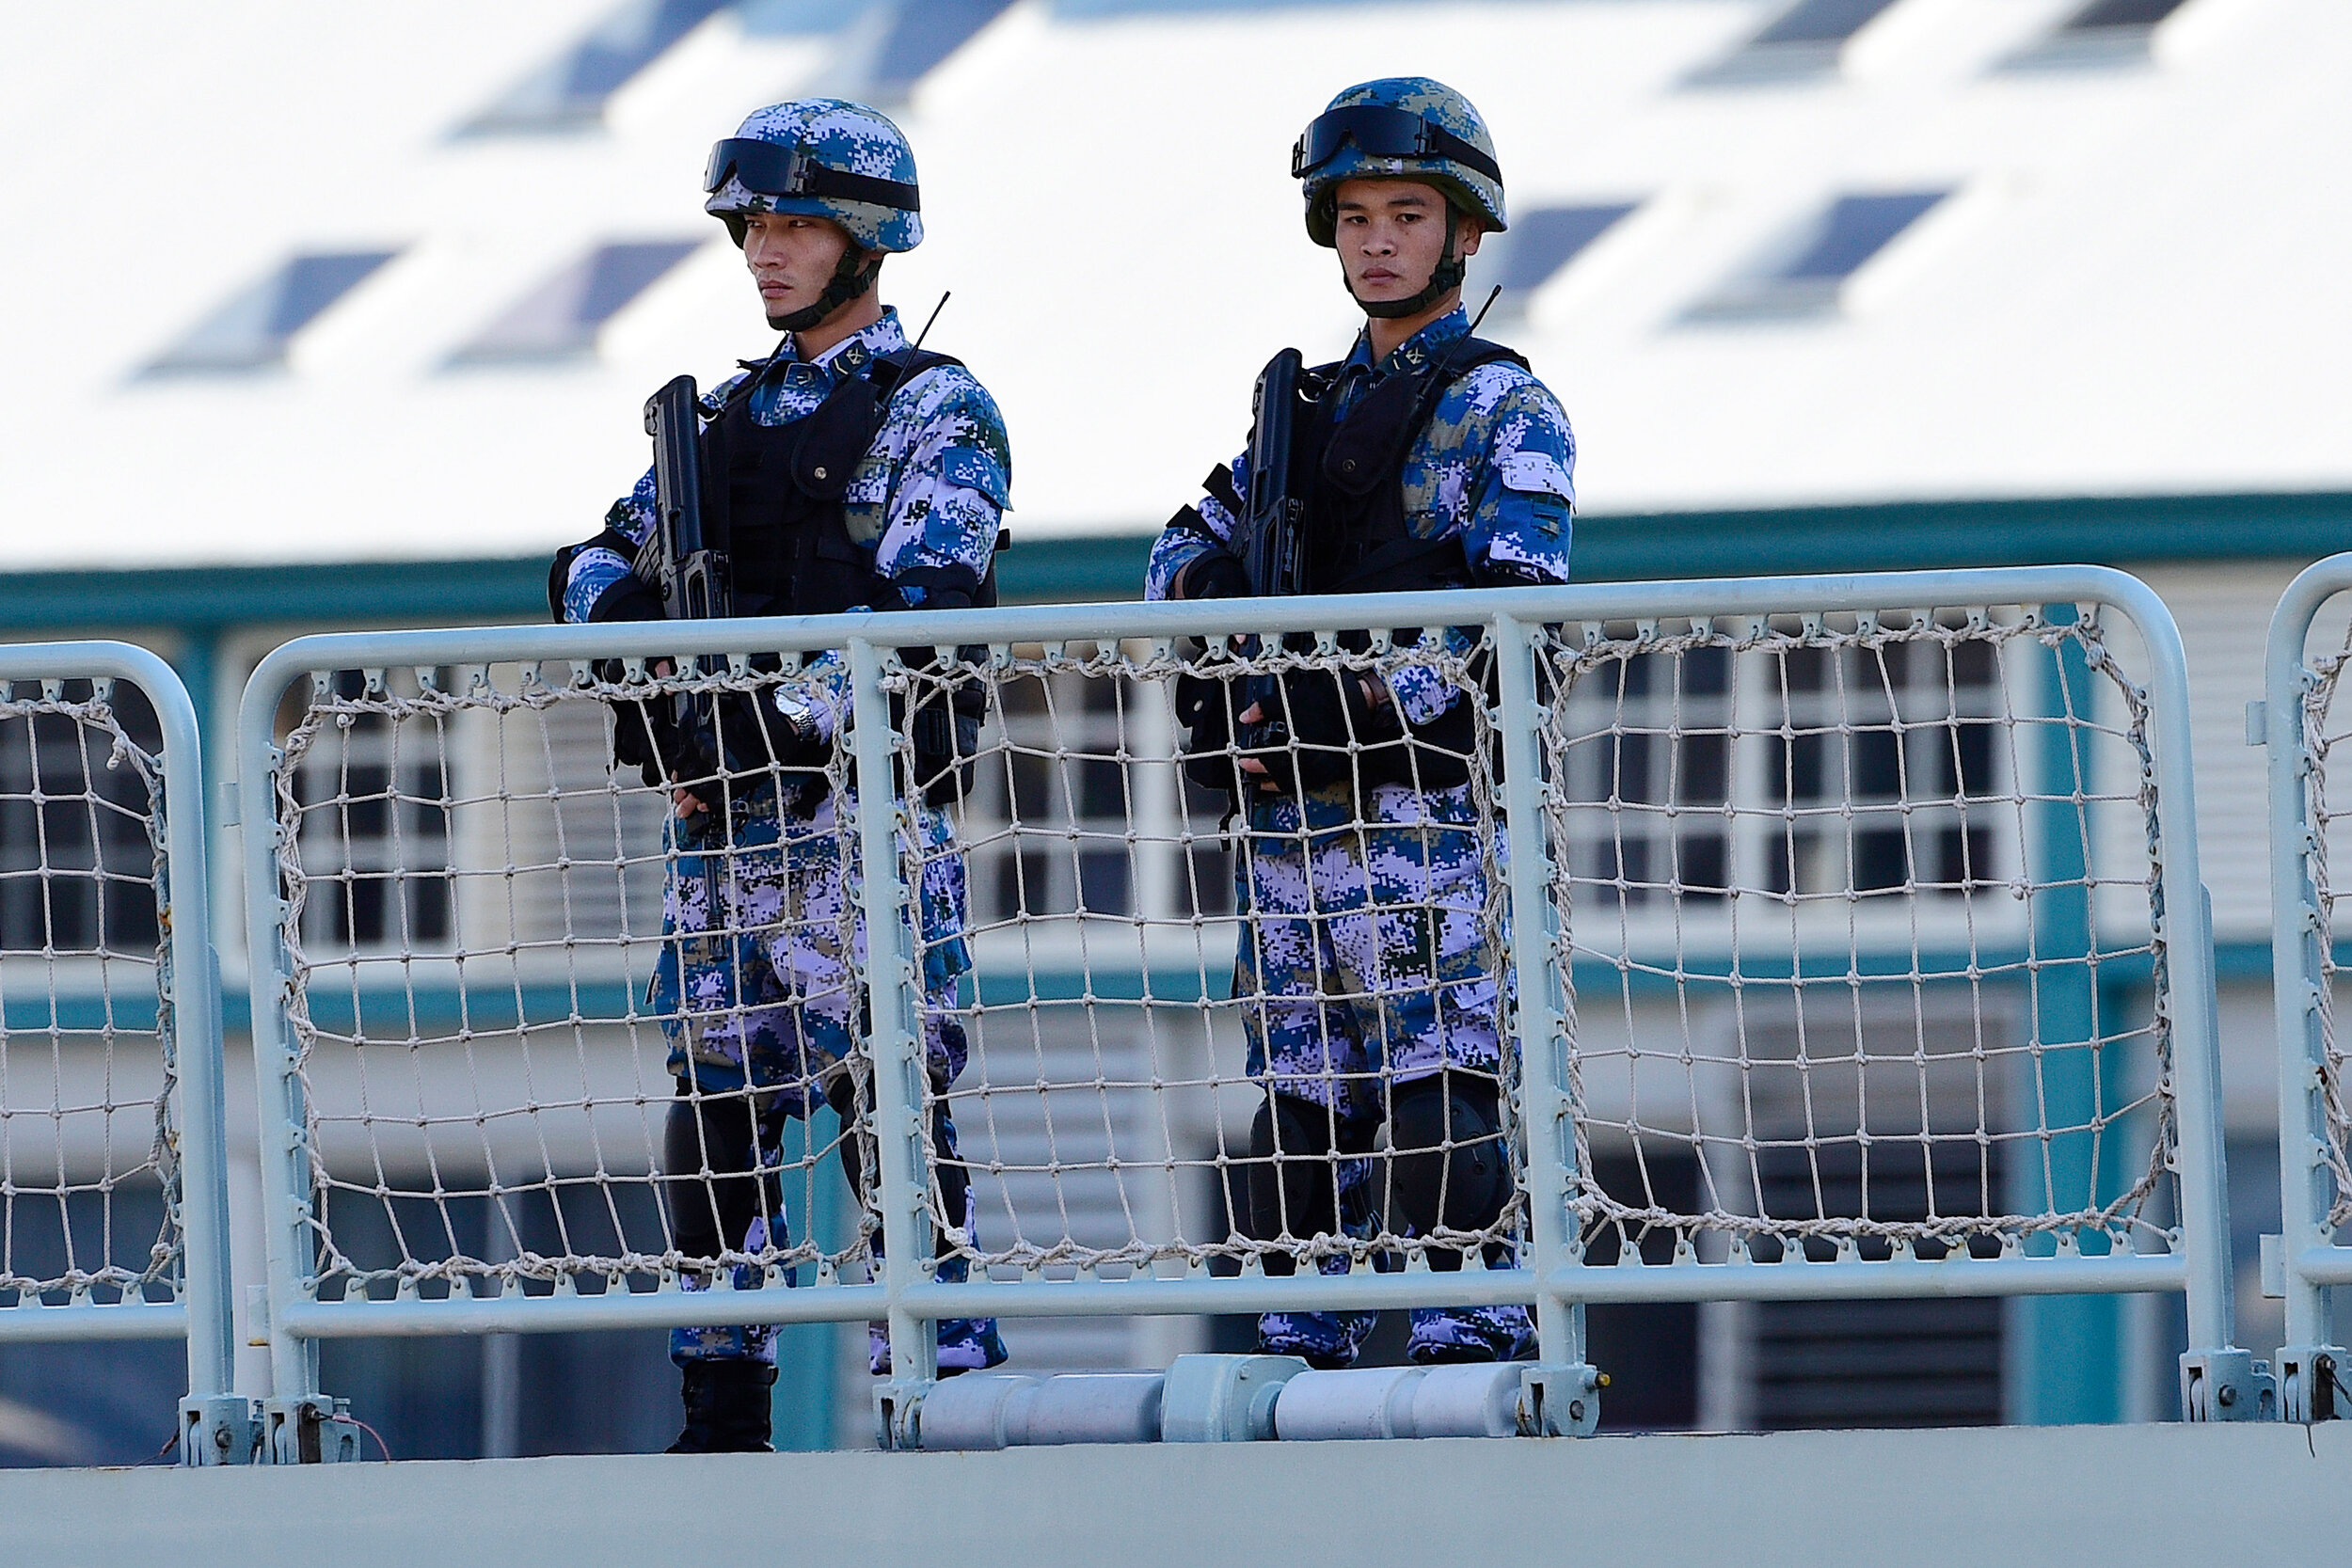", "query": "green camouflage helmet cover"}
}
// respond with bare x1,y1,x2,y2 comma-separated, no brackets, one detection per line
1298,77,1507,246
706,98,923,253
